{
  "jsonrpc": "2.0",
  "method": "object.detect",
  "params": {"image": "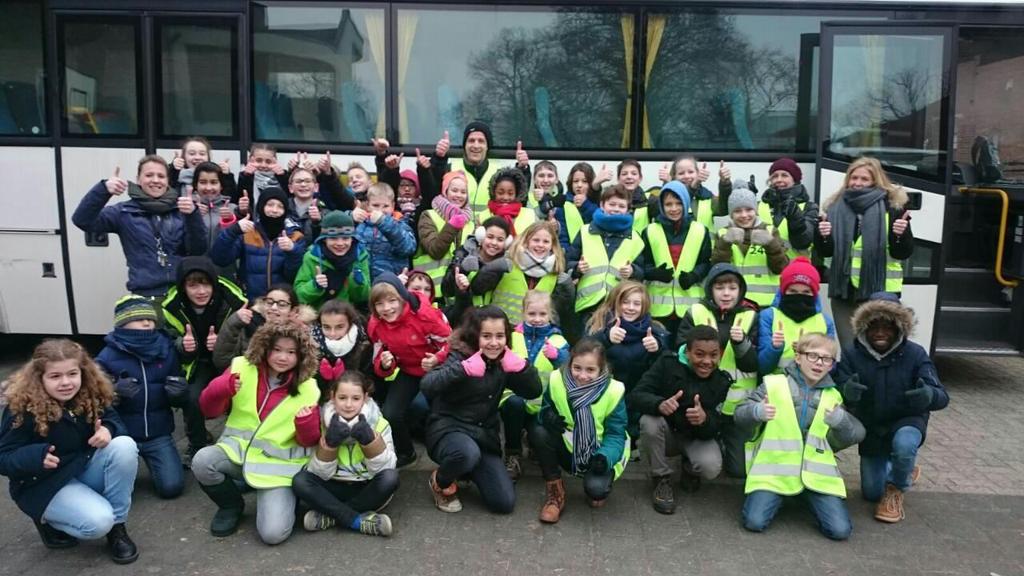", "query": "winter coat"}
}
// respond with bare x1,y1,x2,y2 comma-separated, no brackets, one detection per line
675,263,760,374
835,298,949,457
192,193,240,278
294,243,371,309
354,214,417,281
305,399,396,482
758,184,819,252
169,165,237,200
628,353,733,440
236,170,290,205
72,181,208,297
208,219,306,299
368,276,450,379
95,332,181,442
420,344,542,455
735,364,865,451
757,291,837,375
590,320,670,392
0,407,128,521
711,220,789,274
417,209,465,260
536,374,628,467
376,155,439,231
